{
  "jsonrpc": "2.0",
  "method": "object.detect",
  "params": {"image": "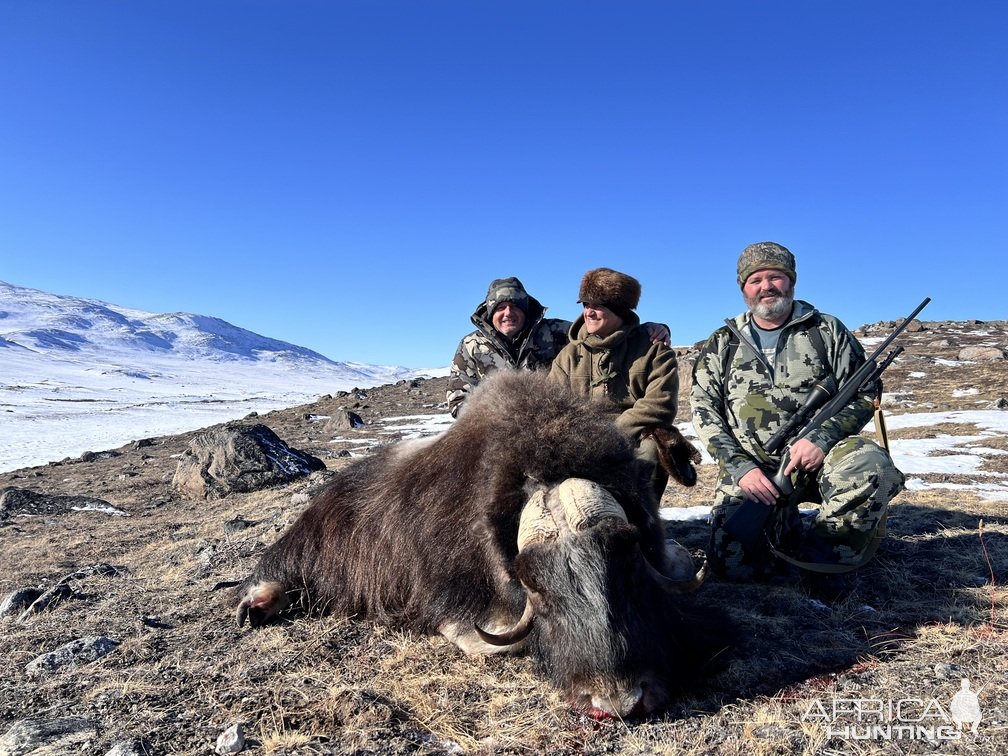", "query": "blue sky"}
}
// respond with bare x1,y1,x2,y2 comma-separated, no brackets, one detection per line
2,1,1004,368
